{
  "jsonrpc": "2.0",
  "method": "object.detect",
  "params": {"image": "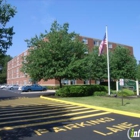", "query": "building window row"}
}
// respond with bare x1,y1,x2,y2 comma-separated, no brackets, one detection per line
82,38,113,48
